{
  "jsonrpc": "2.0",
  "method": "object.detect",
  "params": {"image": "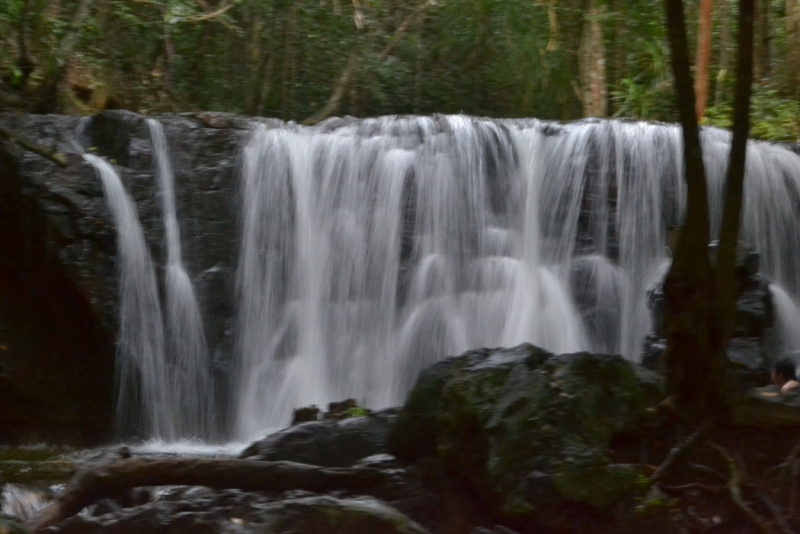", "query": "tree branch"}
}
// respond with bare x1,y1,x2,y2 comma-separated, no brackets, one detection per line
0,125,67,167
651,421,711,482
709,442,777,534
301,0,436,125
301,53,360,125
